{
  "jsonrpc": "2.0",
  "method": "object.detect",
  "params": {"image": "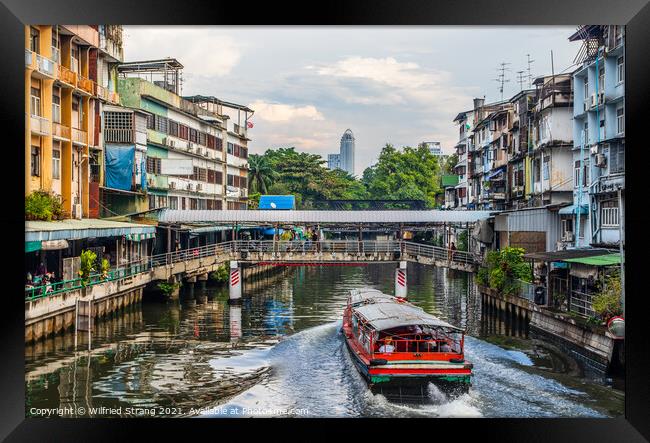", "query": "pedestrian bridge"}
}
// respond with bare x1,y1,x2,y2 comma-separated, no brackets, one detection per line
25,240,480,341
